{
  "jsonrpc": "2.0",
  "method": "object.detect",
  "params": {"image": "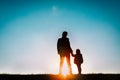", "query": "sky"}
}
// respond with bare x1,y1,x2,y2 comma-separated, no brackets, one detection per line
0,0,120,74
